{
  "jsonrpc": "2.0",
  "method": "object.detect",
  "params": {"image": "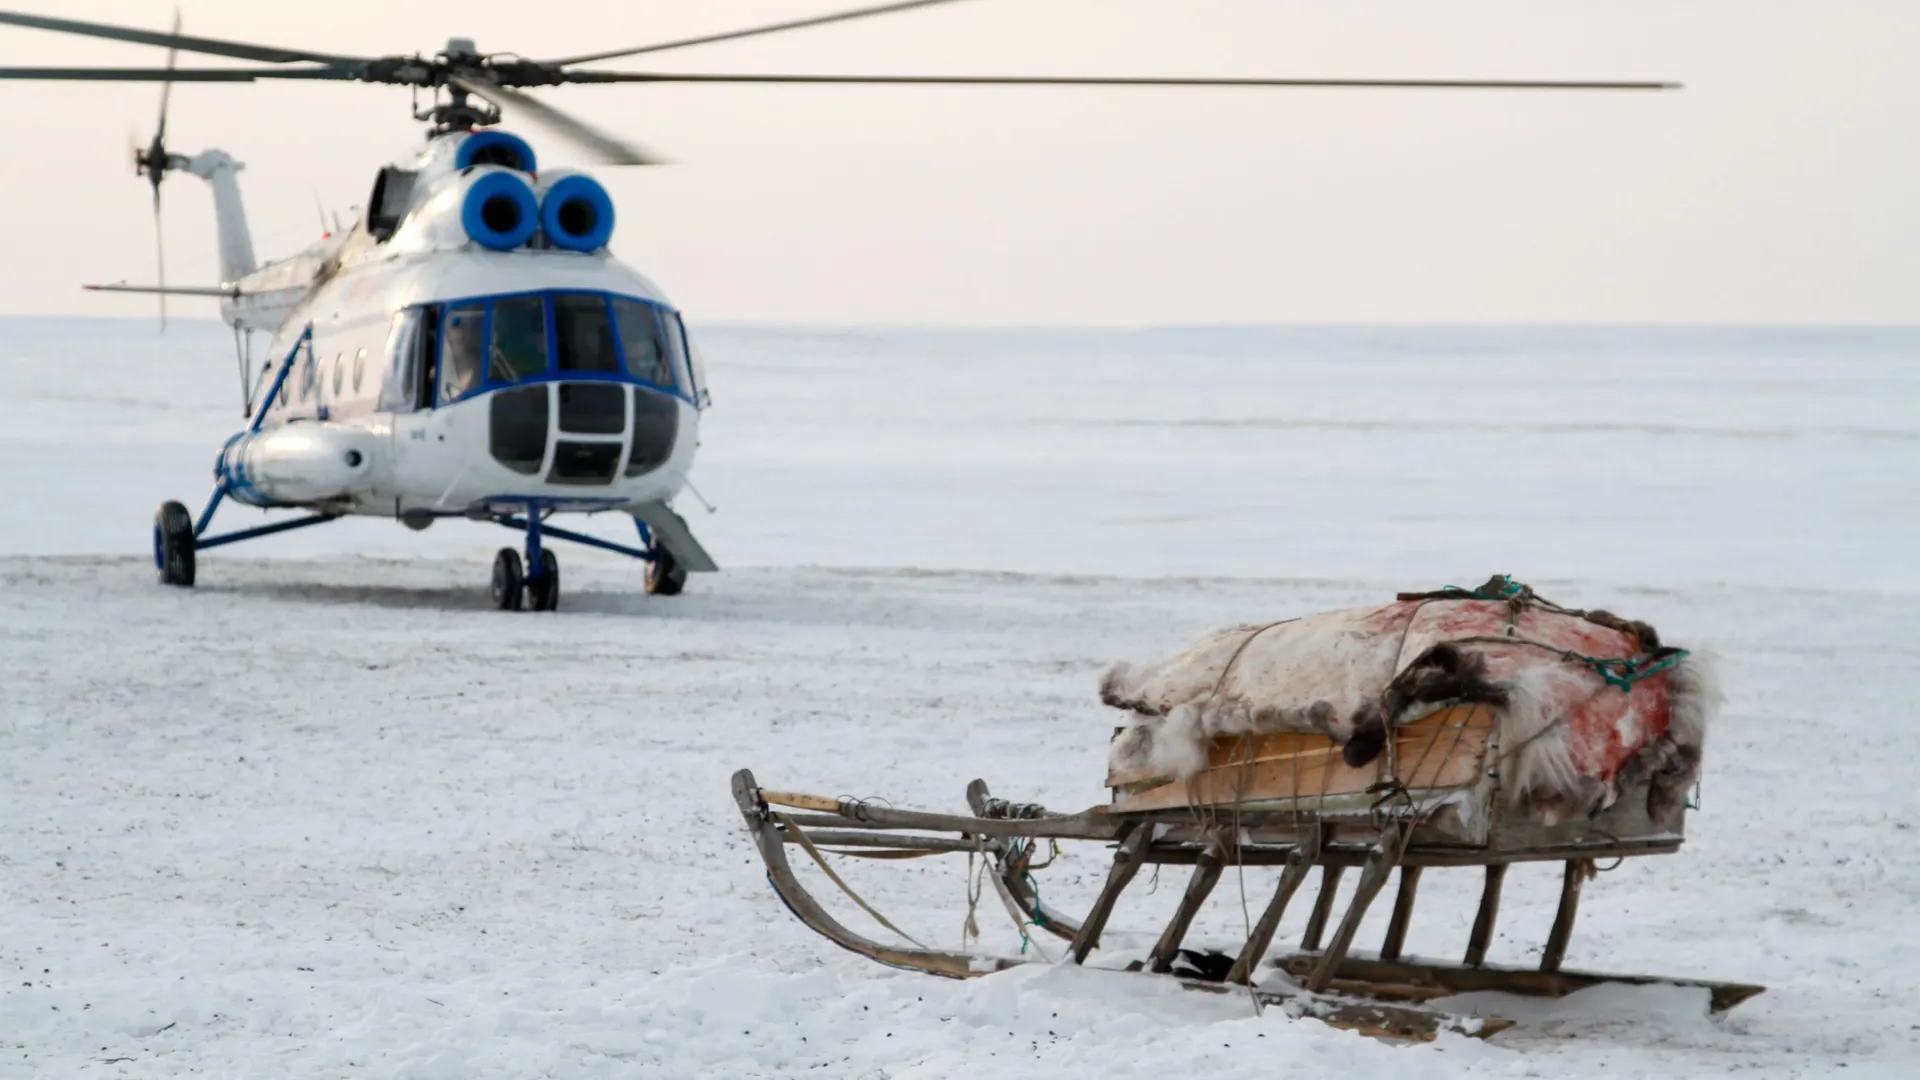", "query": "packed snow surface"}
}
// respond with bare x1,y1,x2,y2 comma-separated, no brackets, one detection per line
2,322,1917,1077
